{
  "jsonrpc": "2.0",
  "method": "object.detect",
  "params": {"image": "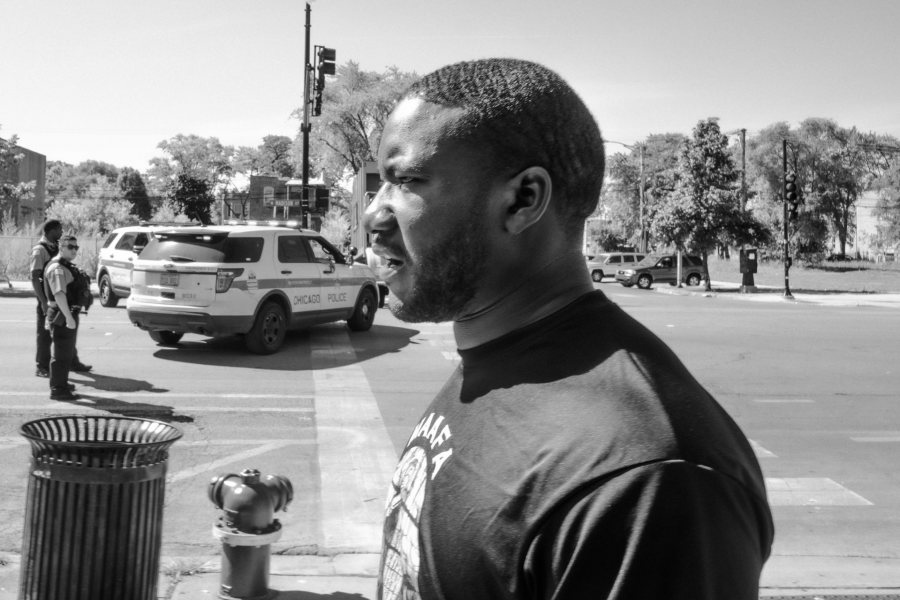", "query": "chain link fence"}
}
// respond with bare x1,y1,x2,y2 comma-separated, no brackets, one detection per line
0,234,102,283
